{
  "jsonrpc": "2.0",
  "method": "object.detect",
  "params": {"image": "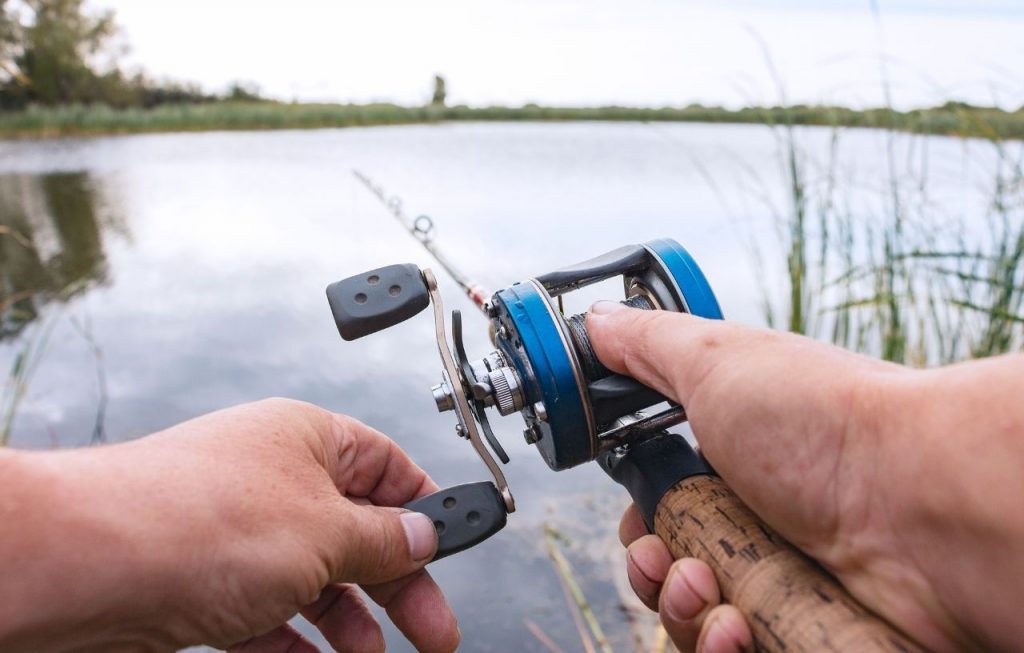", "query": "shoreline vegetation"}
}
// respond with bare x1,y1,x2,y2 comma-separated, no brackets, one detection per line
1,3,1020,142
0,100,1023,140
